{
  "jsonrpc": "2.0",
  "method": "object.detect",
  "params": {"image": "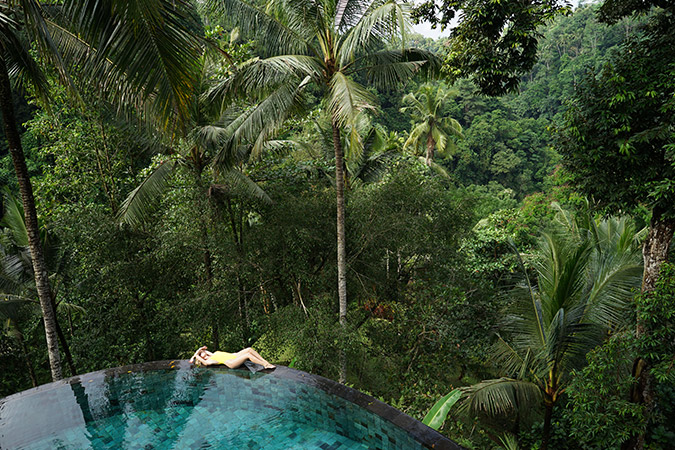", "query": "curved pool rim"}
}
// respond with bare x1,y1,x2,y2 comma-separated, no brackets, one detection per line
0,360,463,450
